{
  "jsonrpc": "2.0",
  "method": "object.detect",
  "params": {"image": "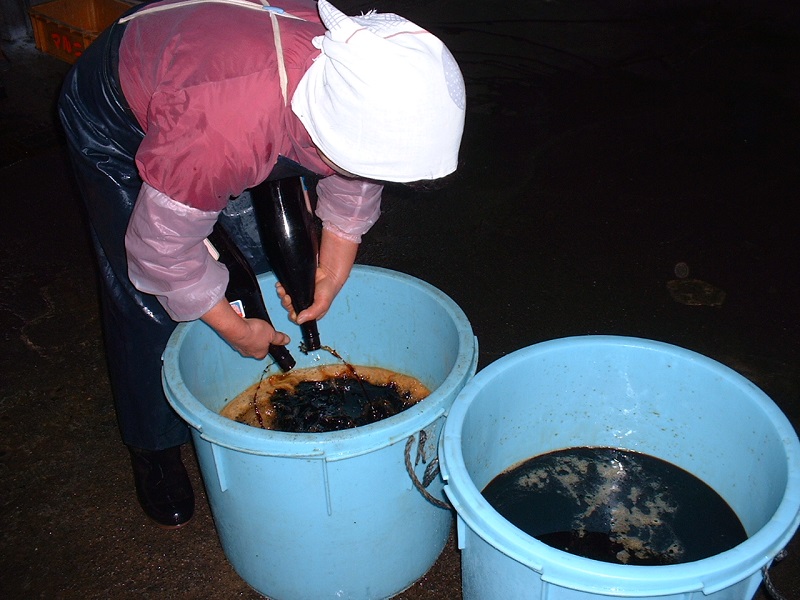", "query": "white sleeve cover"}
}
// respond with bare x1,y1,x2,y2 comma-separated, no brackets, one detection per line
125,182,228,321
315,175,383,243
